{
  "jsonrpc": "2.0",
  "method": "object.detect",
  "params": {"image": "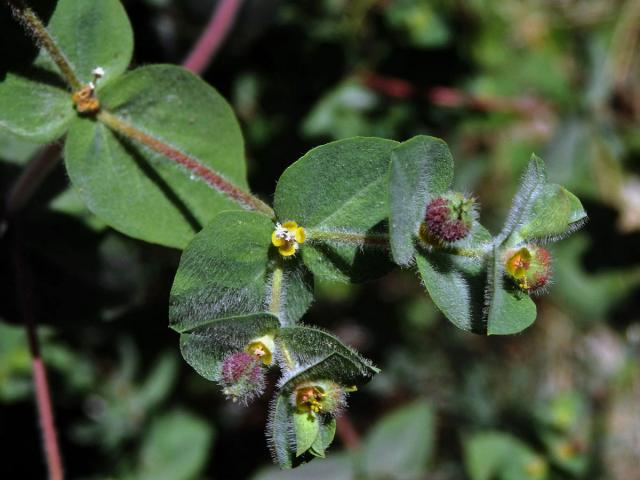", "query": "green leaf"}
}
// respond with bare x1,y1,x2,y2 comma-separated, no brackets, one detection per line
359,401,435,480
252,453,354,480
277,326,379,382
389,135,454,266
137,410,214,480
310,418,336,458
36,0,133,87
274,137,398,282
517,184,587,242
268,334,377,468
267,392,295,468
169,211,313,380
0,74,73,143
497,155,586,247
65,65,248,248
294,412,321,457
485,245,537,335
464,432,549,480
415,223,492,333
